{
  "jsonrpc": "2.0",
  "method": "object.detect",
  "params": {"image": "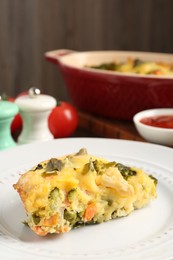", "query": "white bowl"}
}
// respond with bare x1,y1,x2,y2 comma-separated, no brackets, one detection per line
133,108,173,146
